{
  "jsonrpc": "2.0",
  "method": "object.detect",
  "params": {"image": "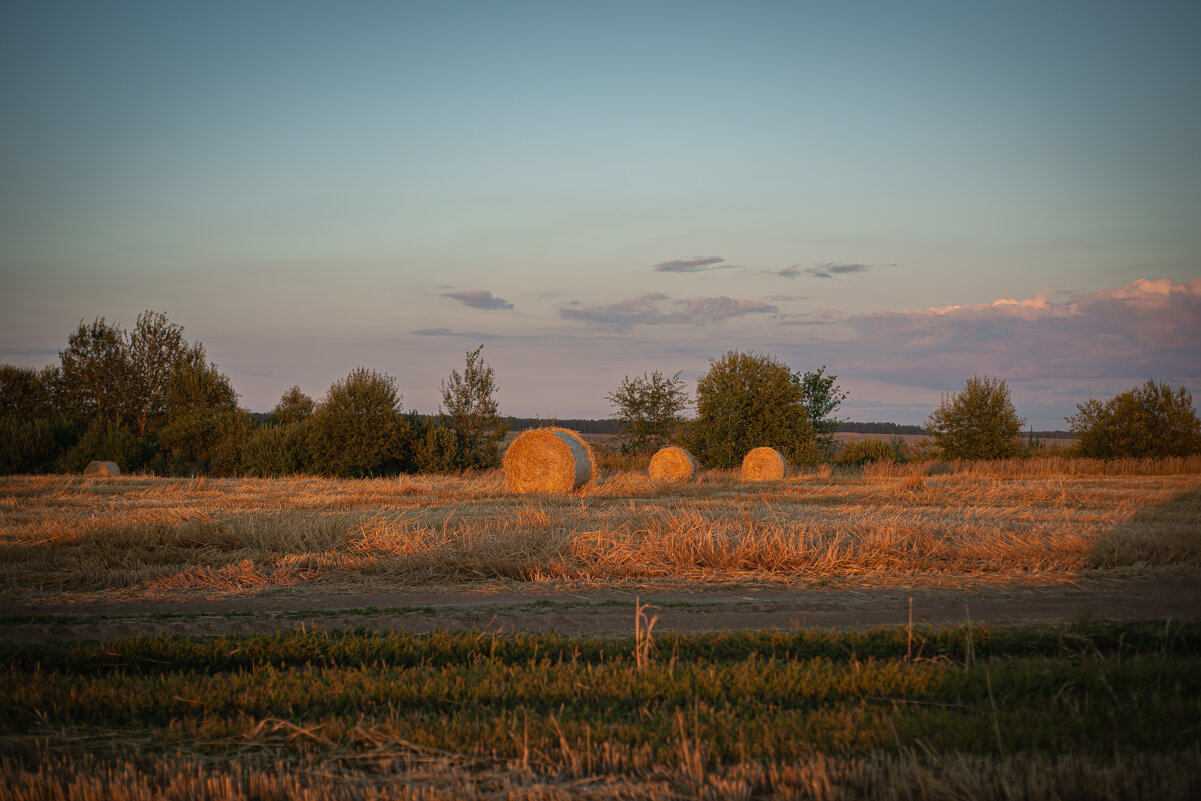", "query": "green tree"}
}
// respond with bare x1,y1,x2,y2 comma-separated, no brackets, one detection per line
272,385,316,425
55,312,236,437
1067,380,1201,458
241,420,312,477
57,317,130,428
439,344,508,469
835,439,896,467
308,367,410,477
927,375,1025,460
157,408,256,476
606,370,689,454
794,366,847,456
0,365,58,419
690,350,819,468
